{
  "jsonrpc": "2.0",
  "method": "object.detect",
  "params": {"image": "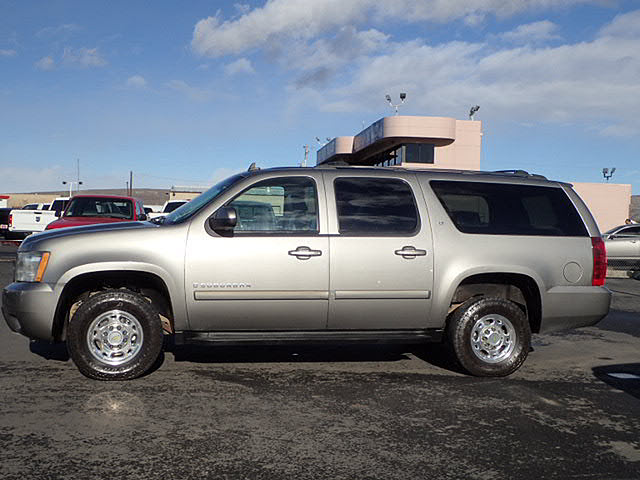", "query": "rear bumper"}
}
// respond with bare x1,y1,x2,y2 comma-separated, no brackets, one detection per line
2,282,57,341
540,285,612,333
